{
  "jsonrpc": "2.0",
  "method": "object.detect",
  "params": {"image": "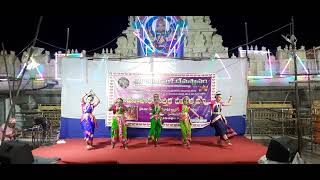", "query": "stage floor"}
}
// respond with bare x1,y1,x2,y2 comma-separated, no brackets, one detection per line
32,136,267,164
